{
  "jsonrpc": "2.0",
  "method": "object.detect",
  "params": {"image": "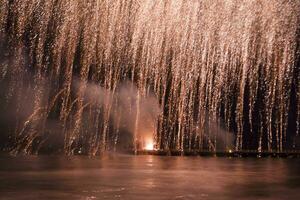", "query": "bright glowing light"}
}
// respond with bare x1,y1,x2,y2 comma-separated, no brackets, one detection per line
229,149,232,153
145,141,154,151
